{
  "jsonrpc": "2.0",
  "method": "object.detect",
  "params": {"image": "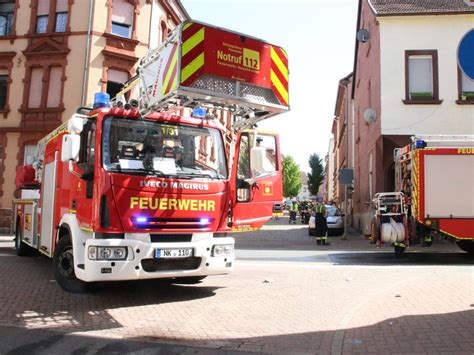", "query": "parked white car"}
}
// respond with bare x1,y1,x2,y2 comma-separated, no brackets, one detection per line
308,205,344,236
